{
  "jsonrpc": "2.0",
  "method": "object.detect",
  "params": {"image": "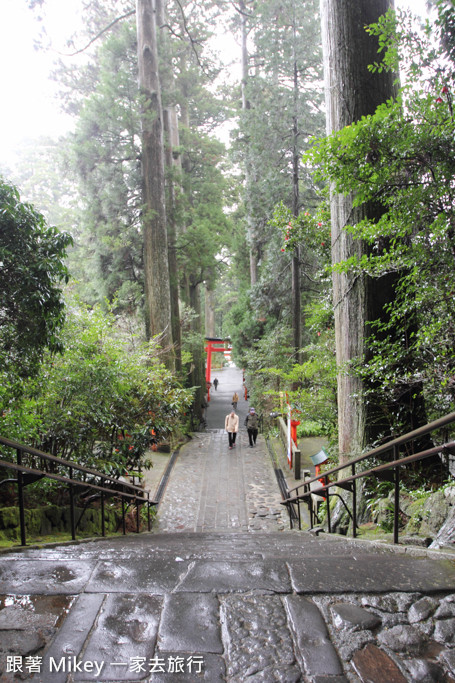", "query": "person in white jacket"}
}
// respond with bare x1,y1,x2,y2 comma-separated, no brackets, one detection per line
225,410,239,449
